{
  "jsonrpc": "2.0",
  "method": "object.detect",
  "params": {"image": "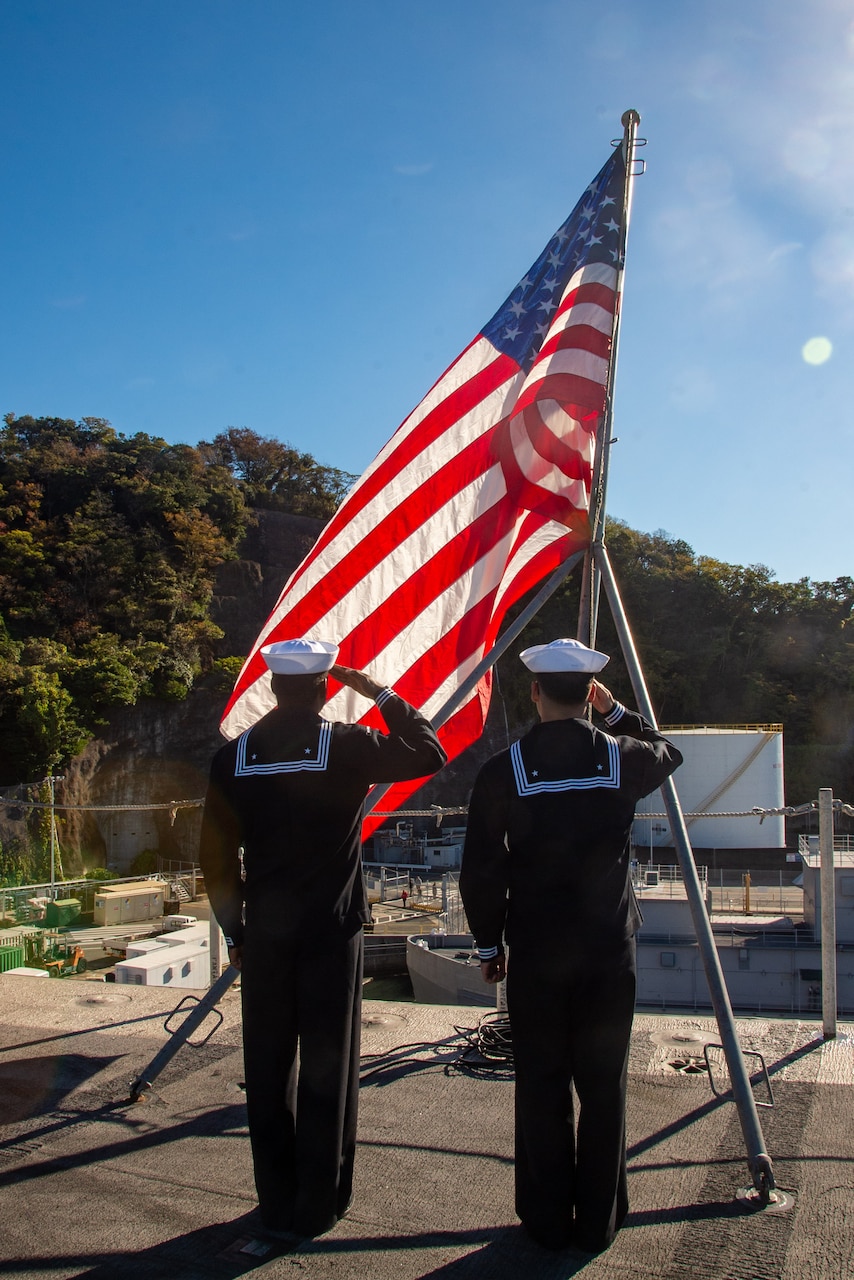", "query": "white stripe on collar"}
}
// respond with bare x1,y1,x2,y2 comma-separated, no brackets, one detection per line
234,721,333,776
510,735,621,796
